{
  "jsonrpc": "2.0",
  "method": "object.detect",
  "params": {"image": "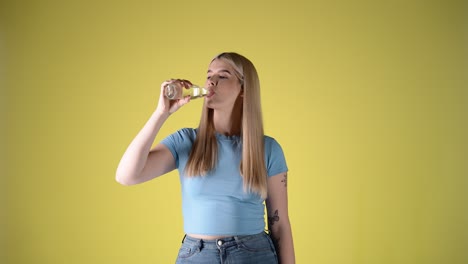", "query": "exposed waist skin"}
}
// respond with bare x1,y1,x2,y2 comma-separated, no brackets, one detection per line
187,234,231,240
